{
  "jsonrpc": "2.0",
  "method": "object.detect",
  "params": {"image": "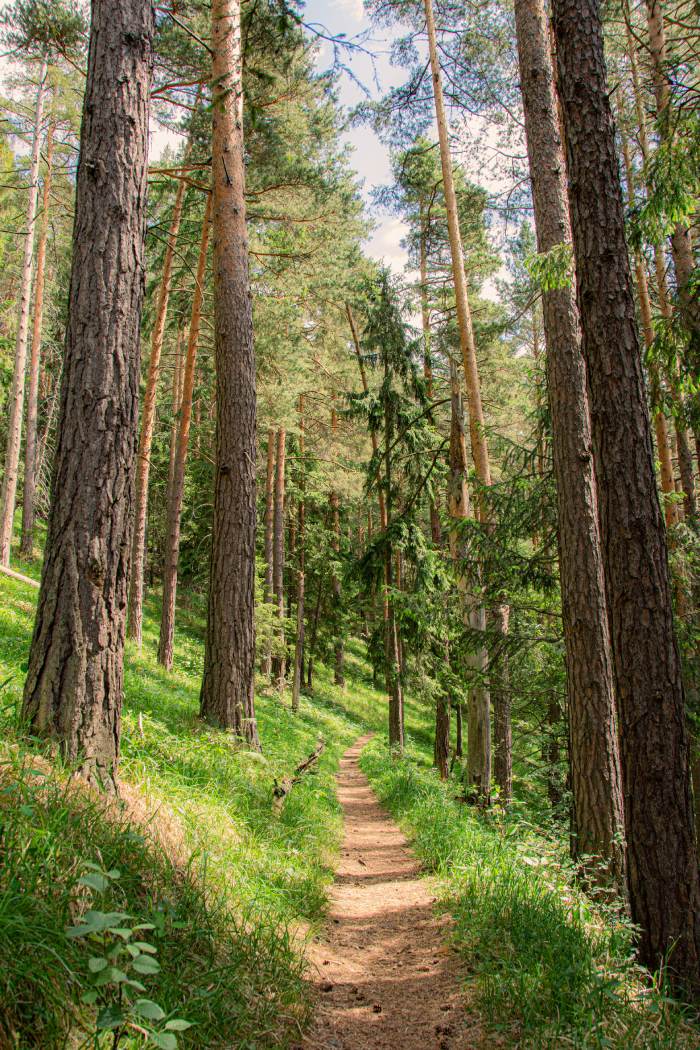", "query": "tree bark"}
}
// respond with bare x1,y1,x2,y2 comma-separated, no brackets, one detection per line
0,58,48,565
165,324,185,510
200,0,259,748
515,0,626,887
20,114,54,558
491,603,512,805
271,427,286,689
21,1,153,789
158,192,212,670
330,487,345,687
127,149,190,644
261,427,275,677
552,0,700,986
383,344,404,750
